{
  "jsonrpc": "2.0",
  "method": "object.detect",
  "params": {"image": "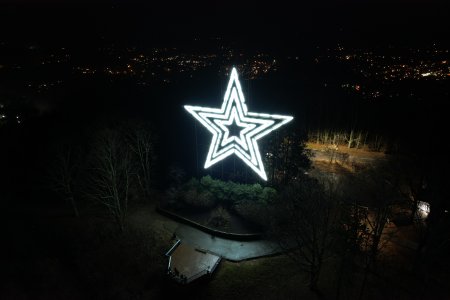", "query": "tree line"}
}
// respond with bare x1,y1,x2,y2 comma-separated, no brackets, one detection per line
48,120,156,232
308,129,386,152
